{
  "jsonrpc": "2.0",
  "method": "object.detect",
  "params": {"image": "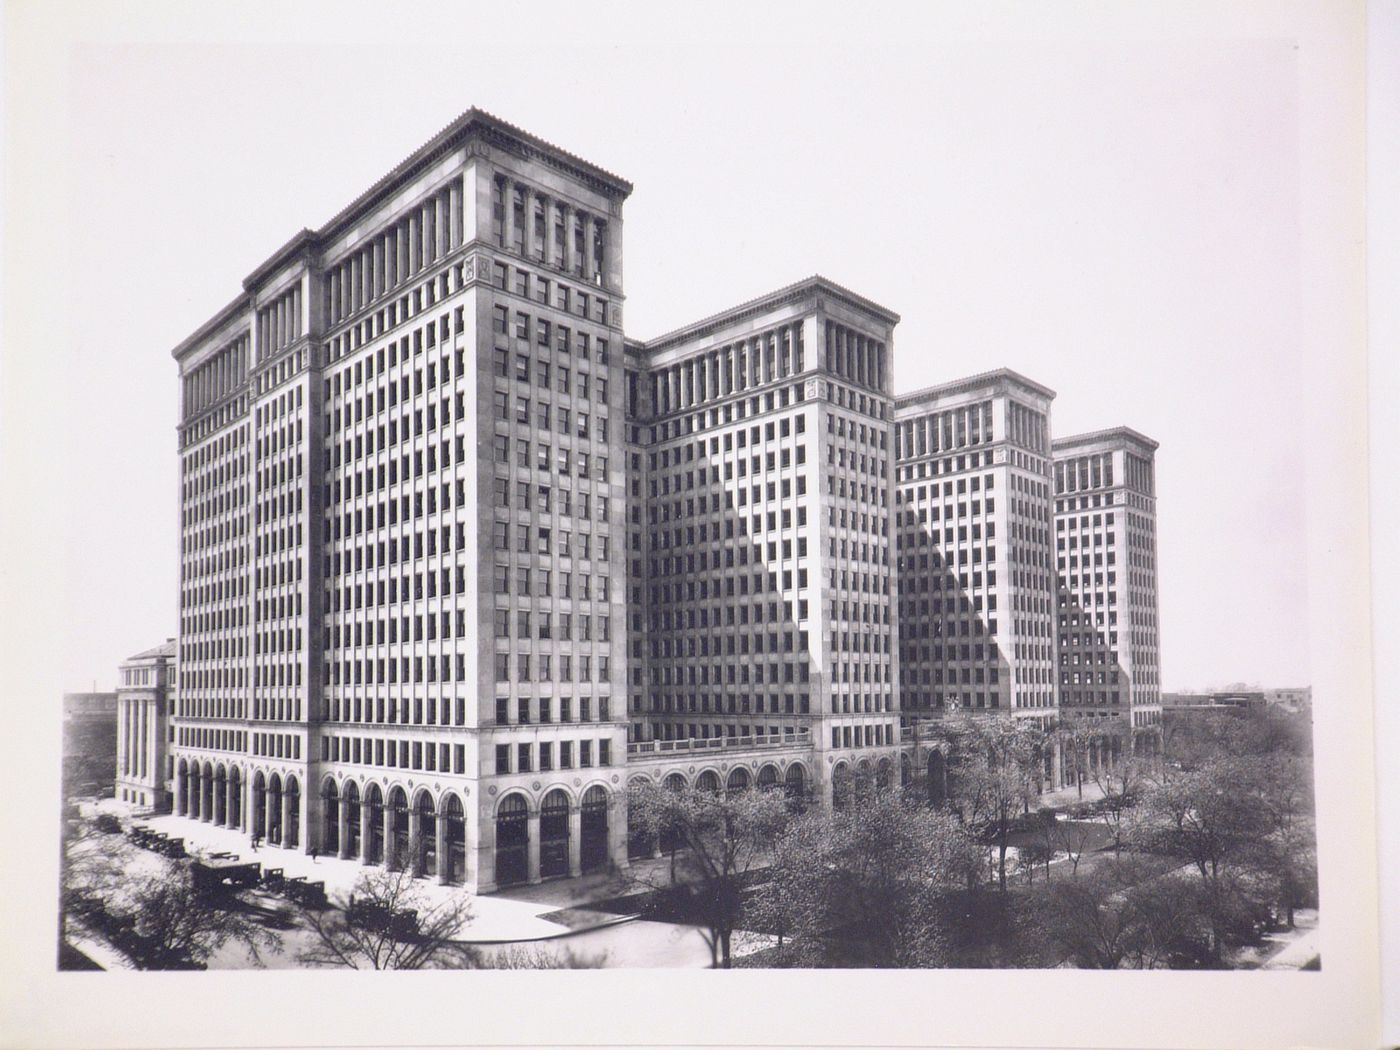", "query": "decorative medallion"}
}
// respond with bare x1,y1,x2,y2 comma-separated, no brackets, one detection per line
532,780,541,791
610,775,619,784
488,786,497,796
573,777,581,787
688,765,695,773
